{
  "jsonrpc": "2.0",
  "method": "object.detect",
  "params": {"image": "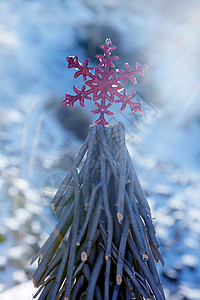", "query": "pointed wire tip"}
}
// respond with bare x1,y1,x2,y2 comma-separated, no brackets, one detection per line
32,277,36,288
116,274,122,285
81,251,88,262
142,253,149,260
117,212,123,223
51,202,55,210
105,253,111,261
